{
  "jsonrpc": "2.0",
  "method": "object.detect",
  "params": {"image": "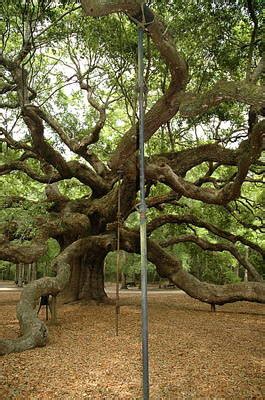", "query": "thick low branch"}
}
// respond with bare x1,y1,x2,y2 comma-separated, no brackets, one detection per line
170,269,264,305
0,211,91,264
0,234,116,355
0,236,47,264
120,228,265,305
159,234,263,282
